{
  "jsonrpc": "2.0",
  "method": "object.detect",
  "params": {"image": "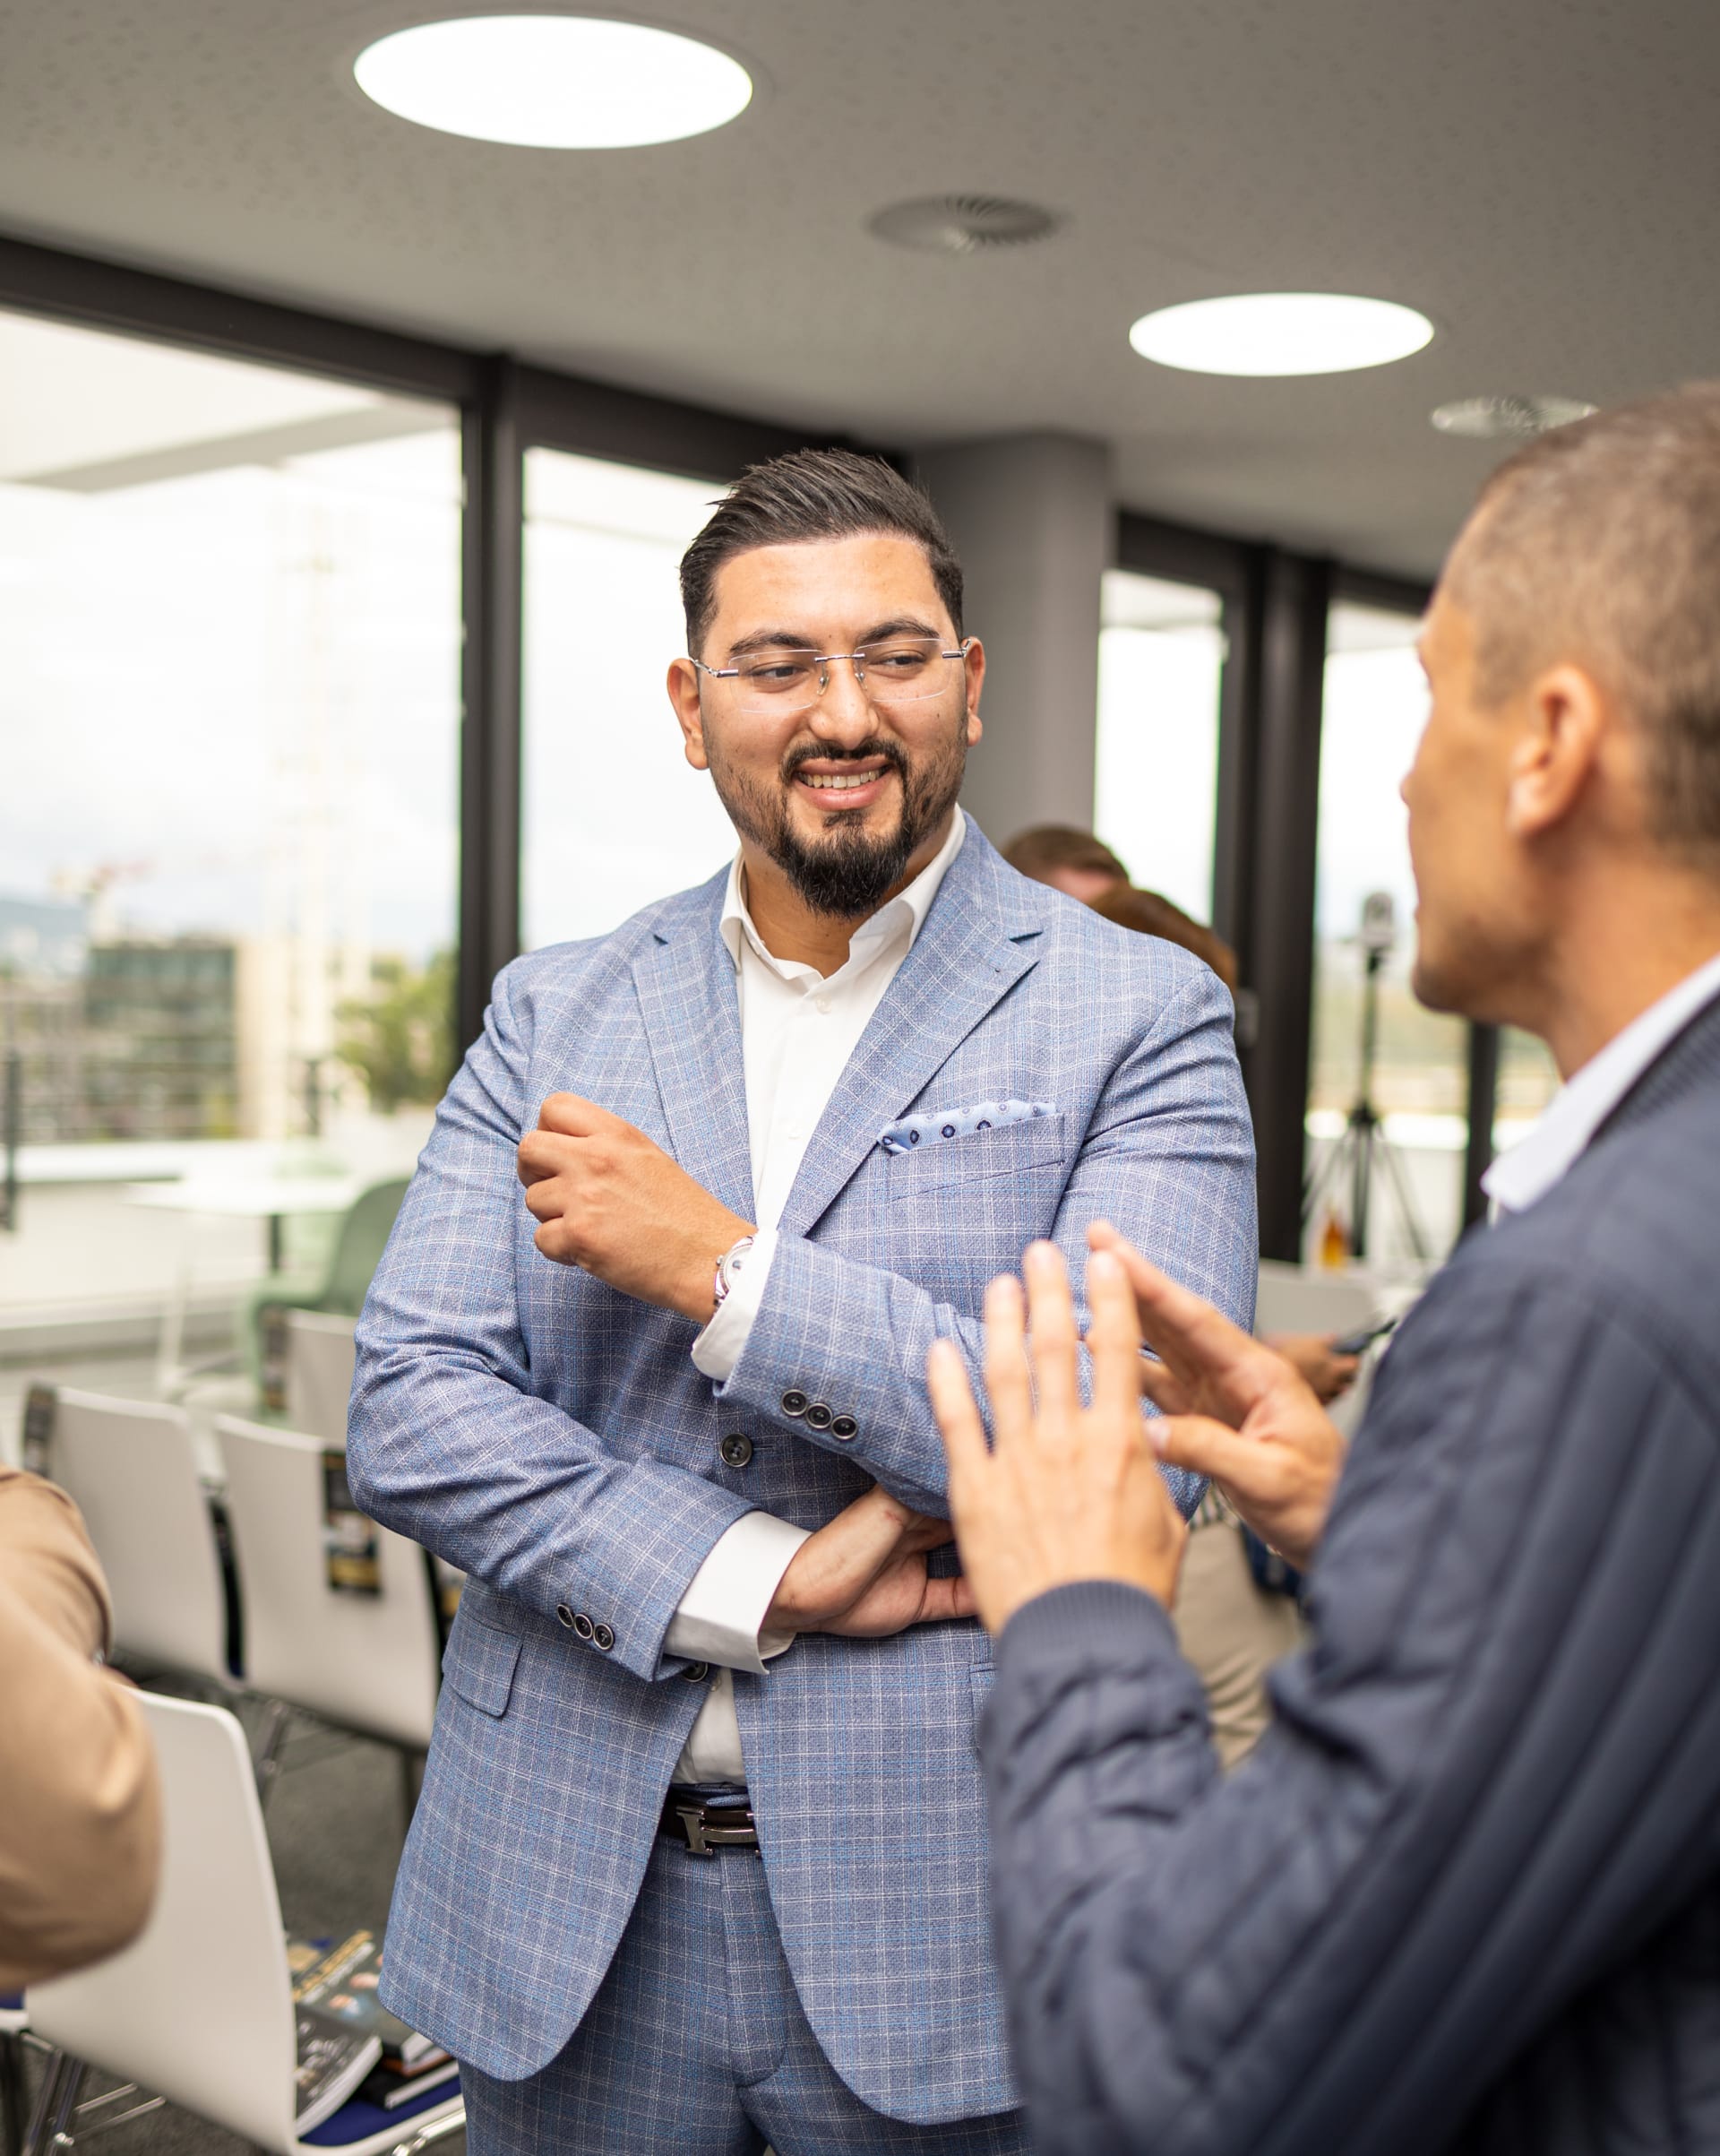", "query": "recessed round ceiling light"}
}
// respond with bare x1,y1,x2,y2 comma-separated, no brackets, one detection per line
1129,293,1434,377
1430,394,1598,439
352,15,752,149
